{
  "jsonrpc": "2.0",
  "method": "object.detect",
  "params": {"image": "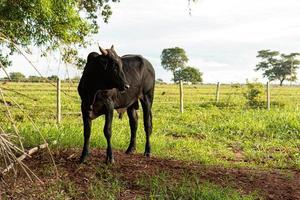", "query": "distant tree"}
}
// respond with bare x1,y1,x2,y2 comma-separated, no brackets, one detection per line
48,75,59,81
28,75,43,82
161,47,189,82
10,72,25,82
155,78,165,84
173,66,203,84
255,50,300,86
